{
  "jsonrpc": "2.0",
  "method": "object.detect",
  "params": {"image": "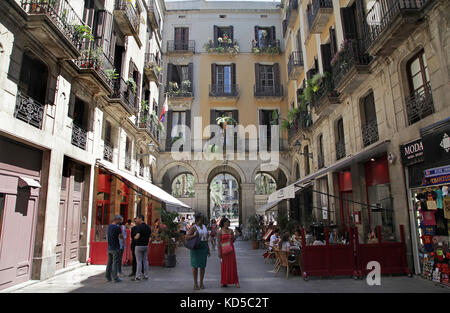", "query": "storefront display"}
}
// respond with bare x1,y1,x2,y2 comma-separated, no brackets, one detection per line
402,117,450,286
